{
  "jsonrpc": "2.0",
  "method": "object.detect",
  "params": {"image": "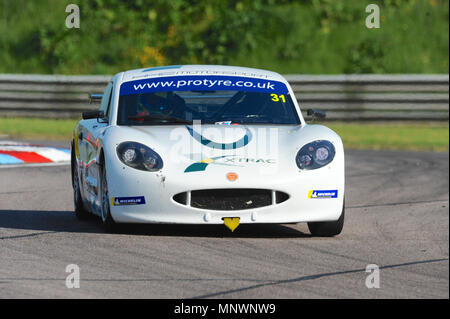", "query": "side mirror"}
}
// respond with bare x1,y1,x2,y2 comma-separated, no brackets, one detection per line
82,110,104,120
307,109,326,120
88,93,103,104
